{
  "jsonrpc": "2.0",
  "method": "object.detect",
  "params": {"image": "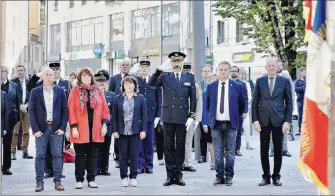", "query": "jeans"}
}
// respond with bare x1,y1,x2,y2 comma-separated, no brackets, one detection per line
74,142,99,182
35,125,63,183
298,104,303,132
211,121,237,179
119,134,140,179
